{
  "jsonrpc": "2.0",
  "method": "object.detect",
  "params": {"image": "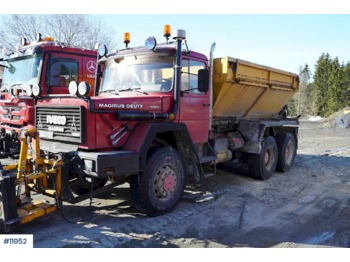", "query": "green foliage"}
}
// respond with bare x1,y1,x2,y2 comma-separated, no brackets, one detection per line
313,53,332,116
312,53,349,117
297,64,313,116
287,97,298,117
